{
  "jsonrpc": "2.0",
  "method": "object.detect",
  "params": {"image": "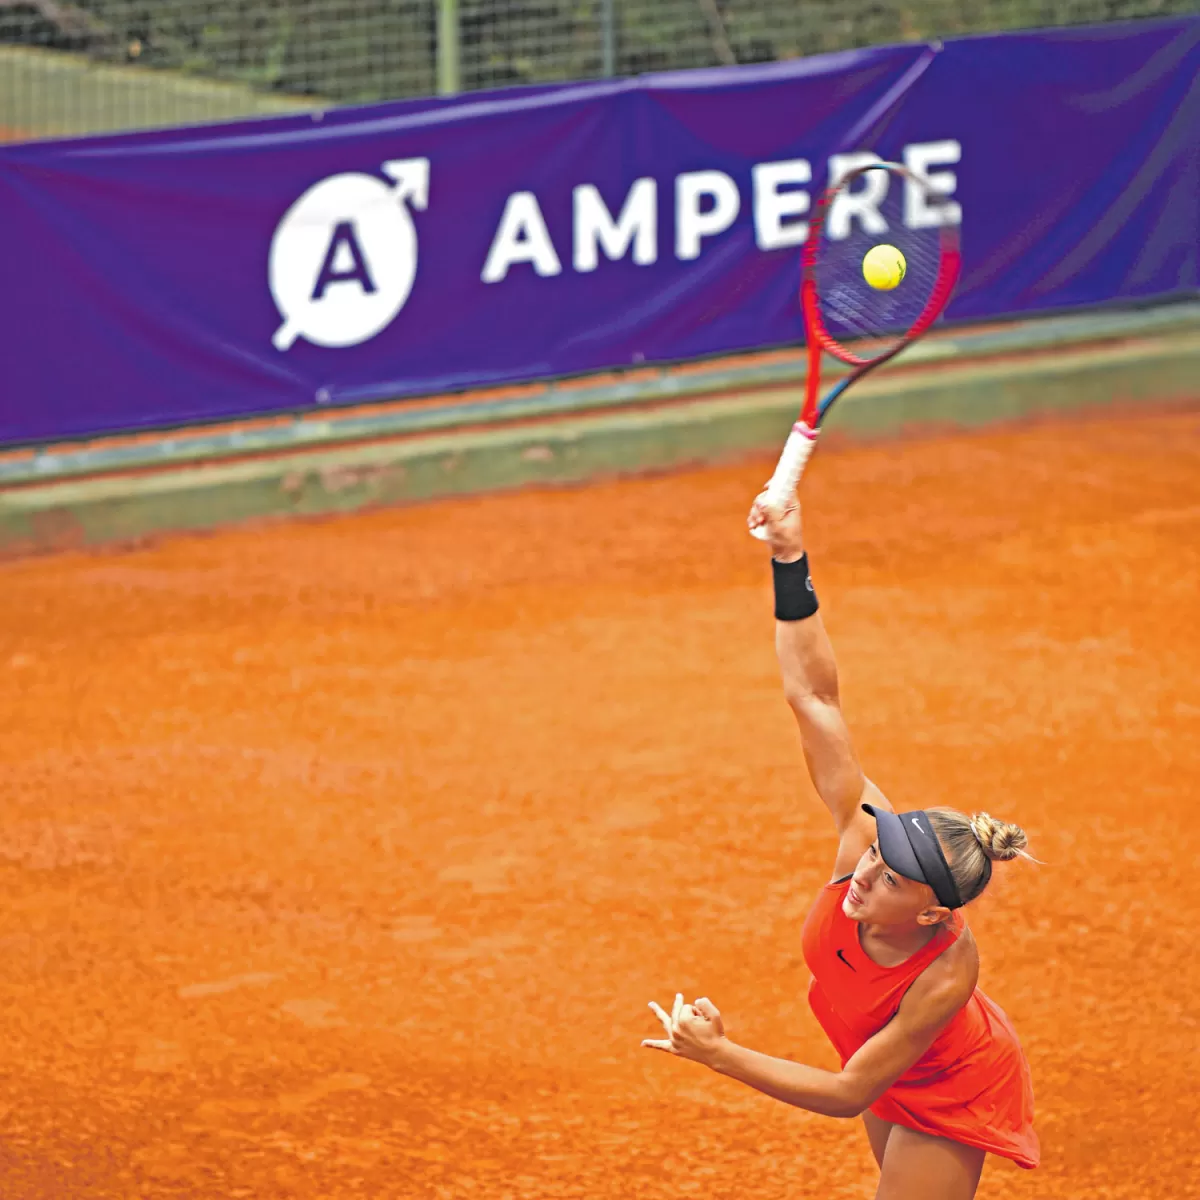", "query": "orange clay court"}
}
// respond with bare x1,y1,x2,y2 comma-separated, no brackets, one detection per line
0,407,1197,1199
